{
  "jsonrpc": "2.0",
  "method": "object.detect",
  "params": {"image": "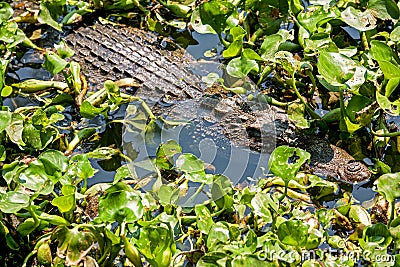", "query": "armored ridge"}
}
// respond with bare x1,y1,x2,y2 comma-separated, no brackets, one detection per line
64,22,204,104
